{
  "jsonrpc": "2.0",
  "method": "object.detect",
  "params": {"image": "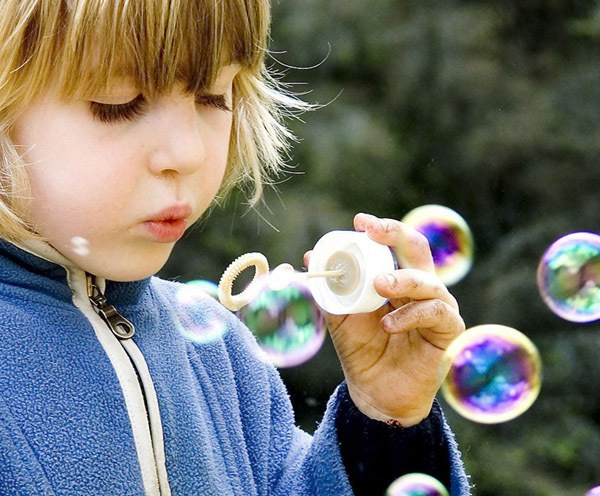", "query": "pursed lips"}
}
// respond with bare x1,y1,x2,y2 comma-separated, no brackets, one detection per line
142,203,193,242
